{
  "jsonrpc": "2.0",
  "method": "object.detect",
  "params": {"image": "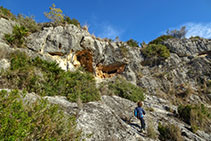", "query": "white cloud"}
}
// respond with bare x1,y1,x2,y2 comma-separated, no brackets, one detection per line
161,22,211,39
87,14,124,40
98,24,122,39
184,23,211,38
